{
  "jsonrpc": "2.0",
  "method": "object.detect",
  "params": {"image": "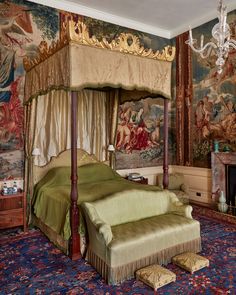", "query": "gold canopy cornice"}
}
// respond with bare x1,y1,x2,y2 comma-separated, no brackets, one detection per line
23,20,175,72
